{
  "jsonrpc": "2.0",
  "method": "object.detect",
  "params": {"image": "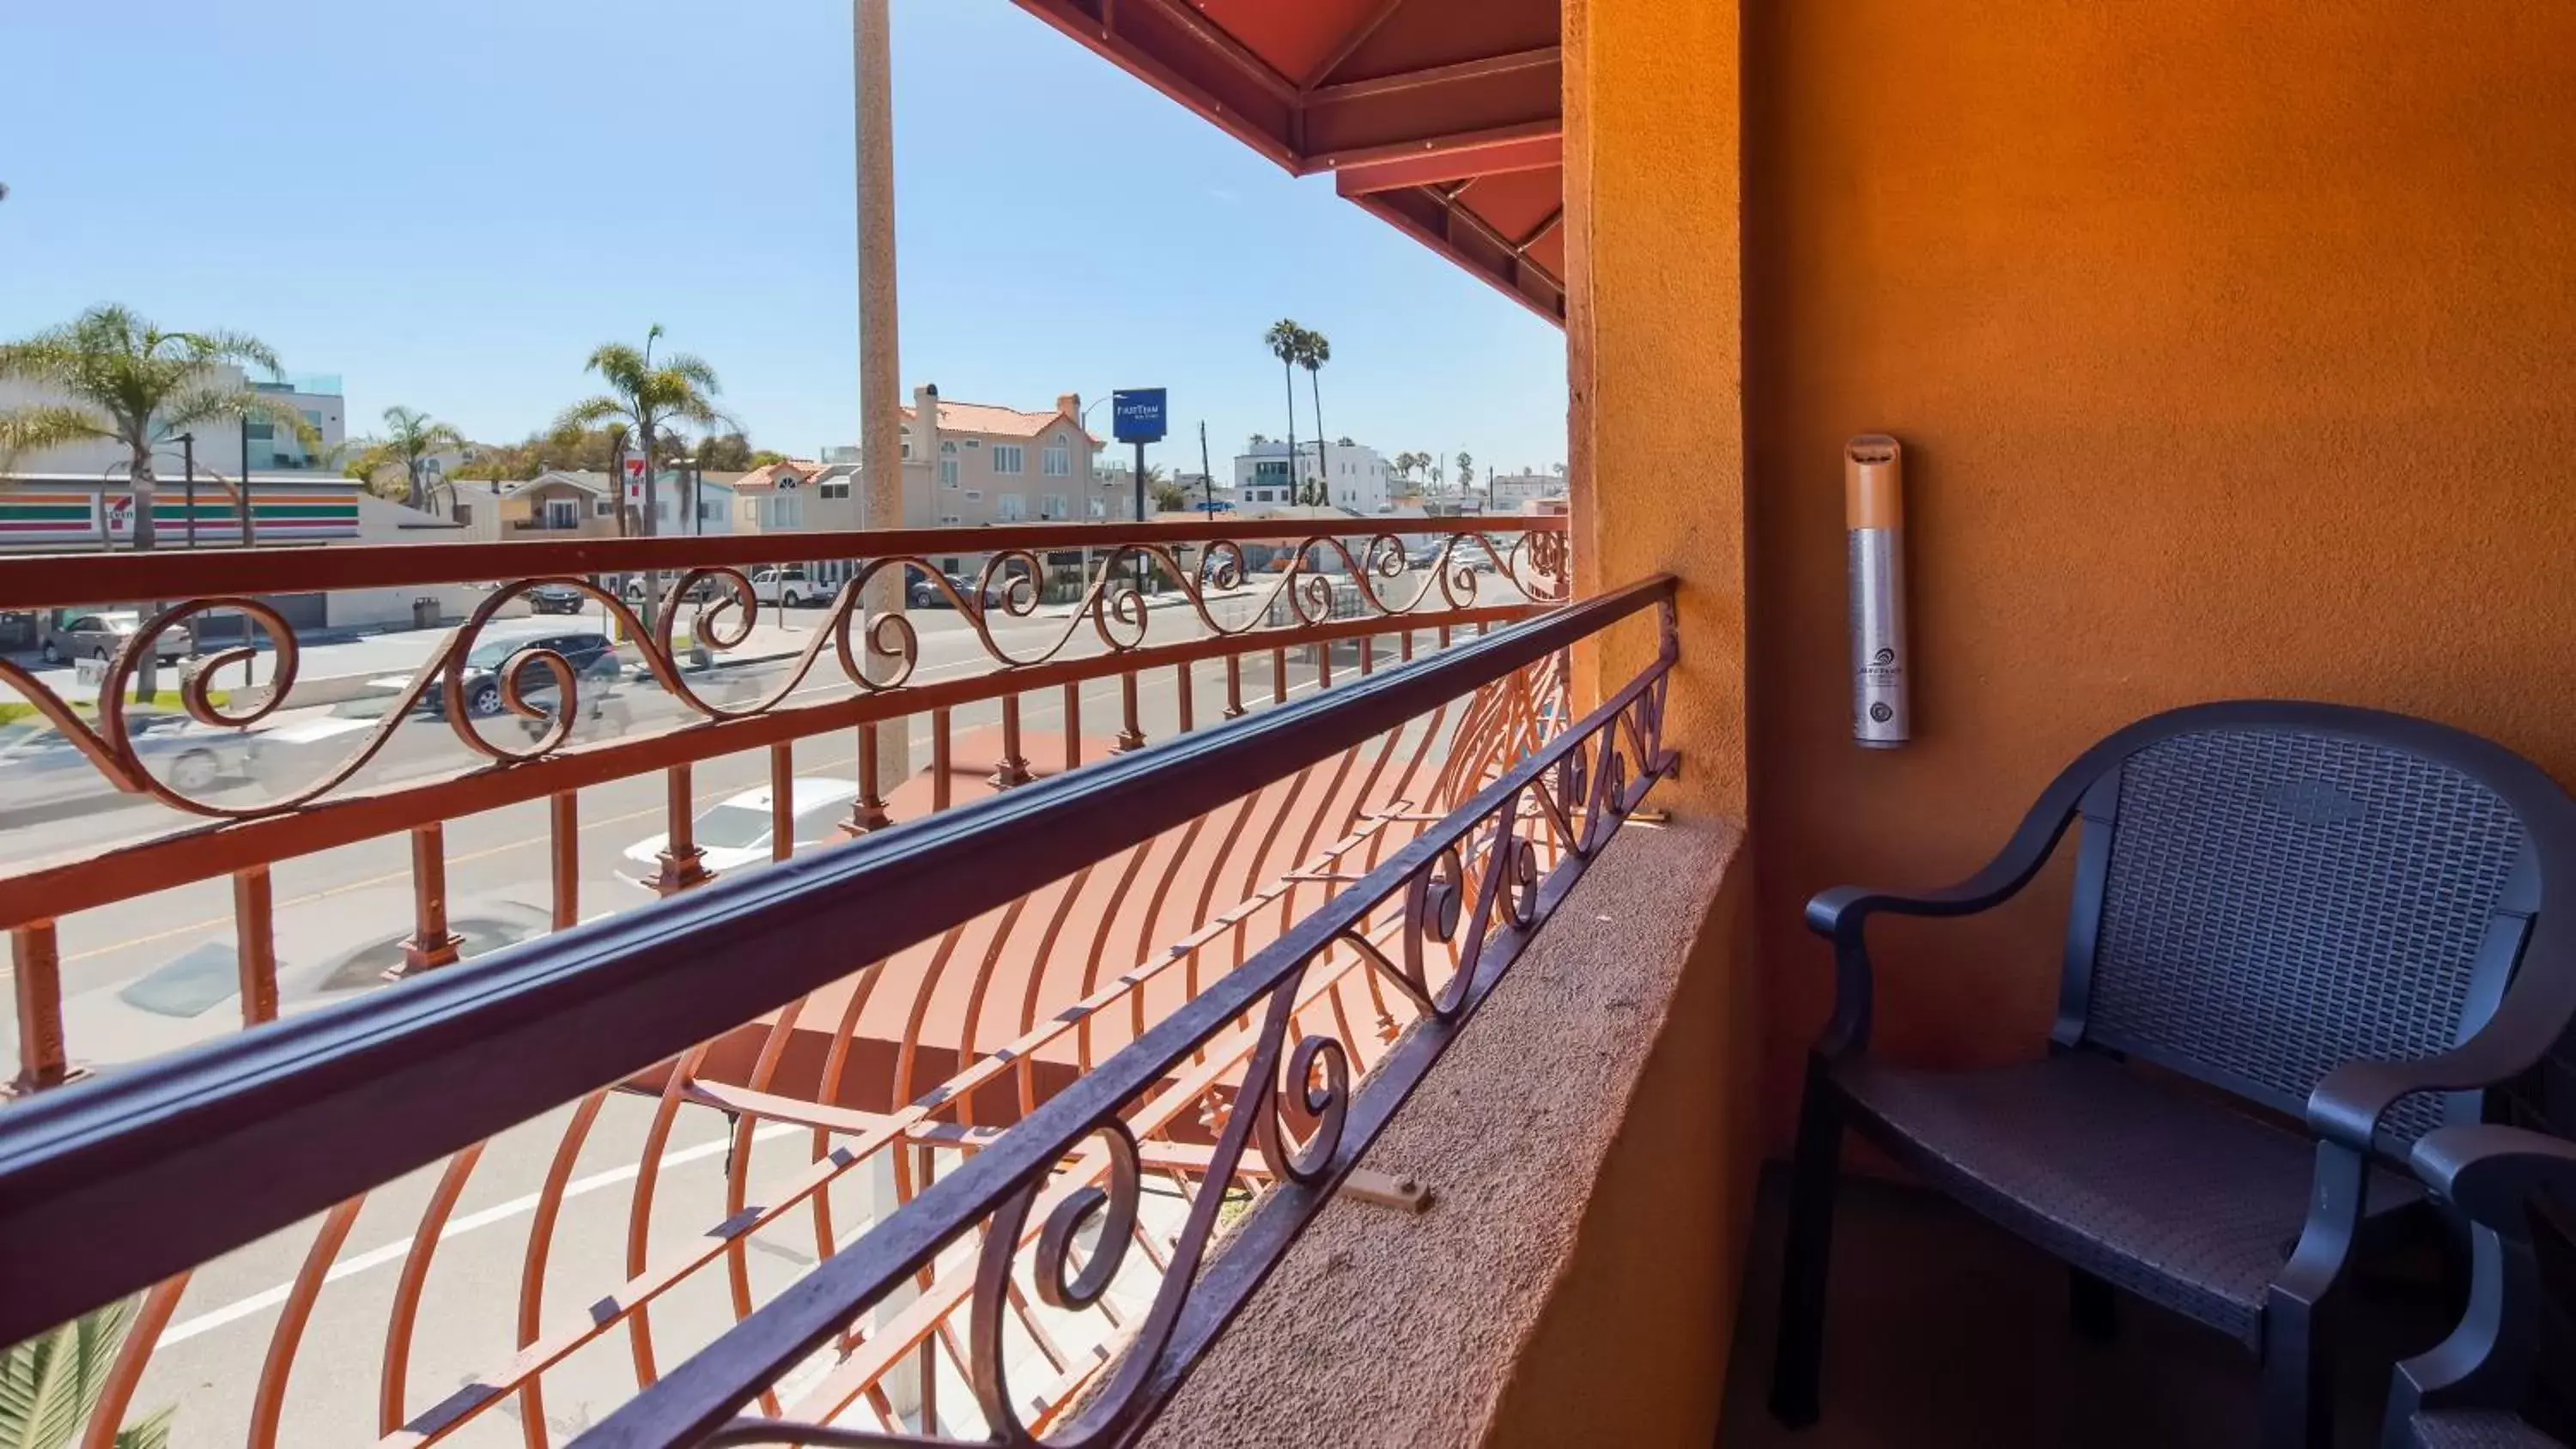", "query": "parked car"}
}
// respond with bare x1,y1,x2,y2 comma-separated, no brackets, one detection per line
52,891,550,1068
0,714,256,817
620,573,720,607
902,569,968,609
526,583,588,615
39,611,192,665
411,630,620,718
750,567,823,608
623,777,861,882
